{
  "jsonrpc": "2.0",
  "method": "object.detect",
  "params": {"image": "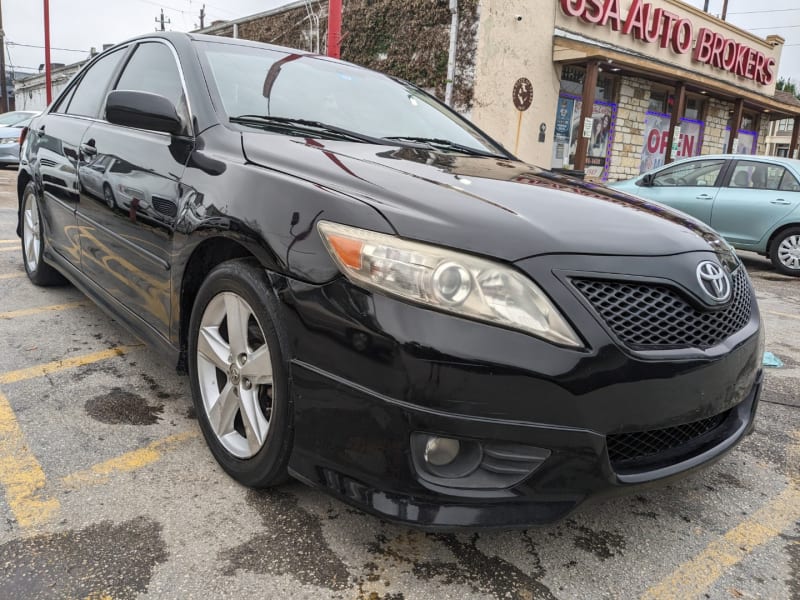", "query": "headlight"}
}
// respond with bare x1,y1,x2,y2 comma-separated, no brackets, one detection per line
0,137,18,144
318,221,582,347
